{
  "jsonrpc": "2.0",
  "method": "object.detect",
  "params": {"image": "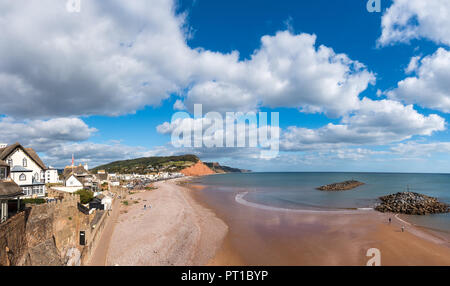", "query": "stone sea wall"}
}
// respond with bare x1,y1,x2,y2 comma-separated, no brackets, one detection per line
0,211,28,266
22,194,88,265
0,192,108,266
